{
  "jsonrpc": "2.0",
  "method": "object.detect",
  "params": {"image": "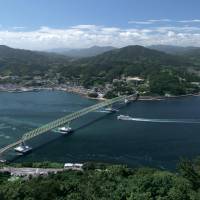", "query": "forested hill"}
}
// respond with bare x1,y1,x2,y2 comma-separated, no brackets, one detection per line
59,45,195,85
83,45,191,68
1,160,200,200
0,45,195,77
0,45,70,76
